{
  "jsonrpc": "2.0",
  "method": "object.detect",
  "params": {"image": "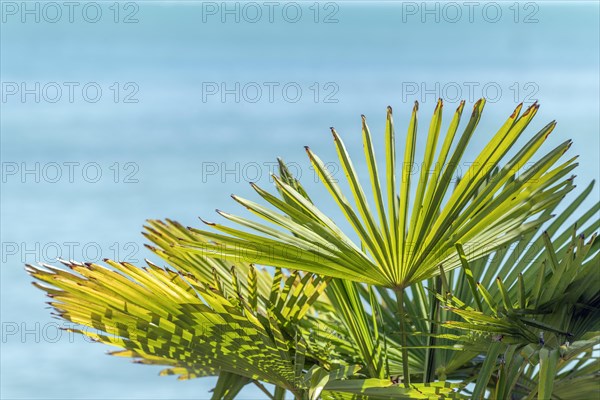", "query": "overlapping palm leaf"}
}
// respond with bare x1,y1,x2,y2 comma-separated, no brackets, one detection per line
421,182,600,399
142,160,454,395
27,165,467,399
27,221,466,400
